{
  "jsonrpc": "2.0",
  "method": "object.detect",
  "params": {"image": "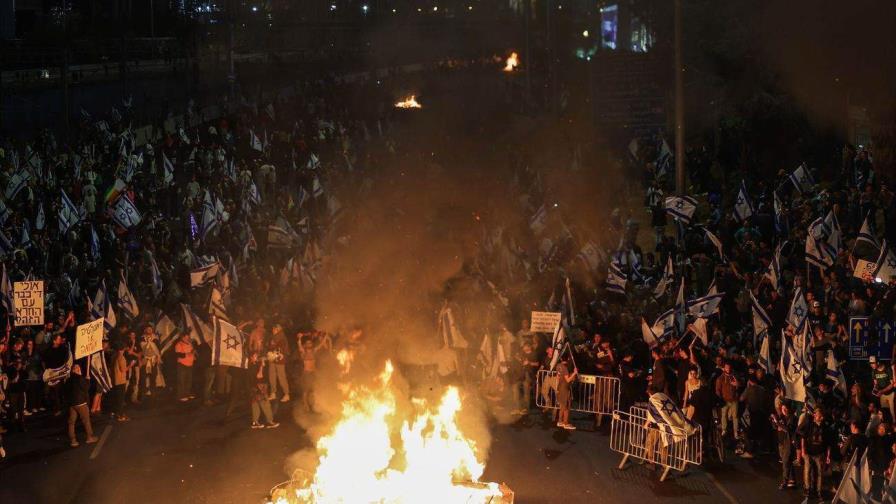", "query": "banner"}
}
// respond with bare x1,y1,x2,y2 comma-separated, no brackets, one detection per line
13,280,44,326
531,311,562,333
75,317,105,359
110,195,142,229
